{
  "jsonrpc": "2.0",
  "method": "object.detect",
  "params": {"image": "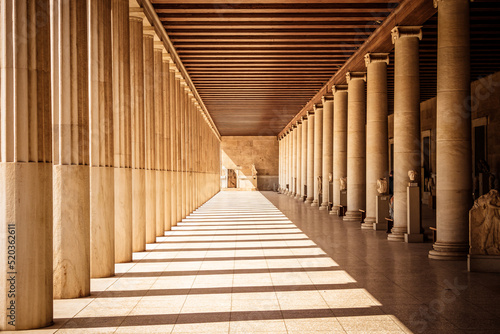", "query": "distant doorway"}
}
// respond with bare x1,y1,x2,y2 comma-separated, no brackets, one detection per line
227,169,237,188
